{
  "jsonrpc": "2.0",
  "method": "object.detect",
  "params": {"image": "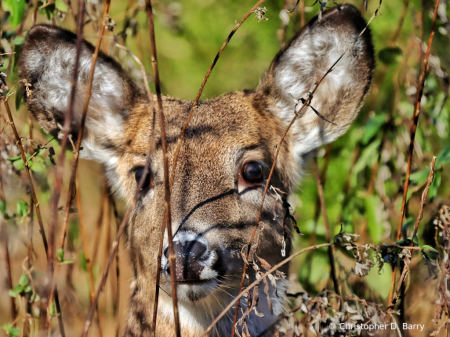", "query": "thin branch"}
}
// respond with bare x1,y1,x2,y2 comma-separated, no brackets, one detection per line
411,156,436,242
1,221,16,322
231,3,382,334
169,0,266,188
56,0,86,262
313,156,340,295
115,43,153,102
76,171,103,337
149,1,267,334
201,243,333,336
389,0,440,314
2,96,66,337
41,0,86,327
51,0,110,301
144,0,179,335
